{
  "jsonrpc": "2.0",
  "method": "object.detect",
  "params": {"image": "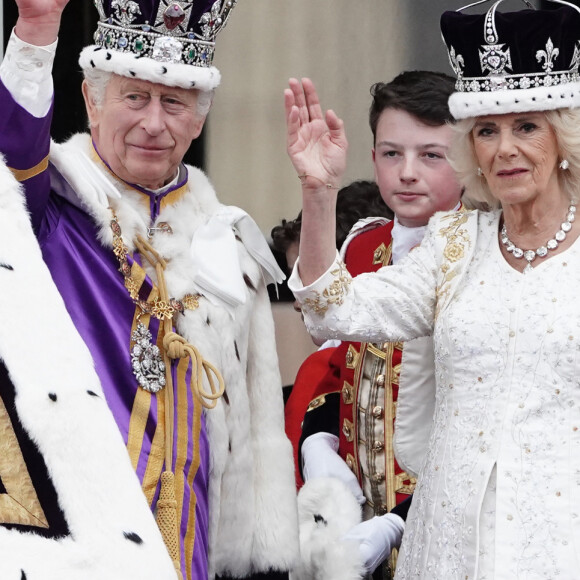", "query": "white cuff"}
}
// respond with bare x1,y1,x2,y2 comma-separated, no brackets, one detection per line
0,29,56,118
287,250,350,315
